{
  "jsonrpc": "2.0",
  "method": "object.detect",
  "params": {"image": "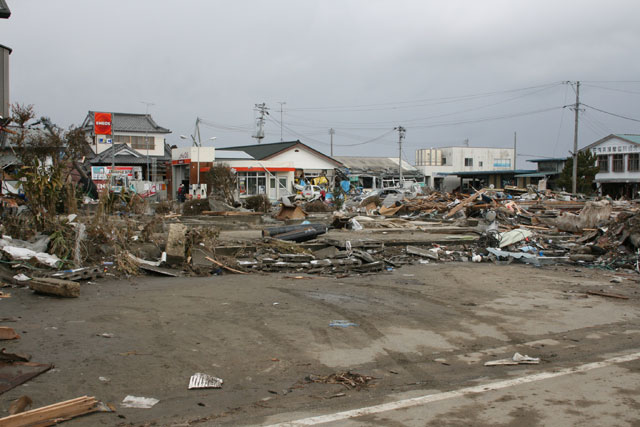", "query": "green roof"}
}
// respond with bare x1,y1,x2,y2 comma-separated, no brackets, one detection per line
615,134,640,144
515,171,561,178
